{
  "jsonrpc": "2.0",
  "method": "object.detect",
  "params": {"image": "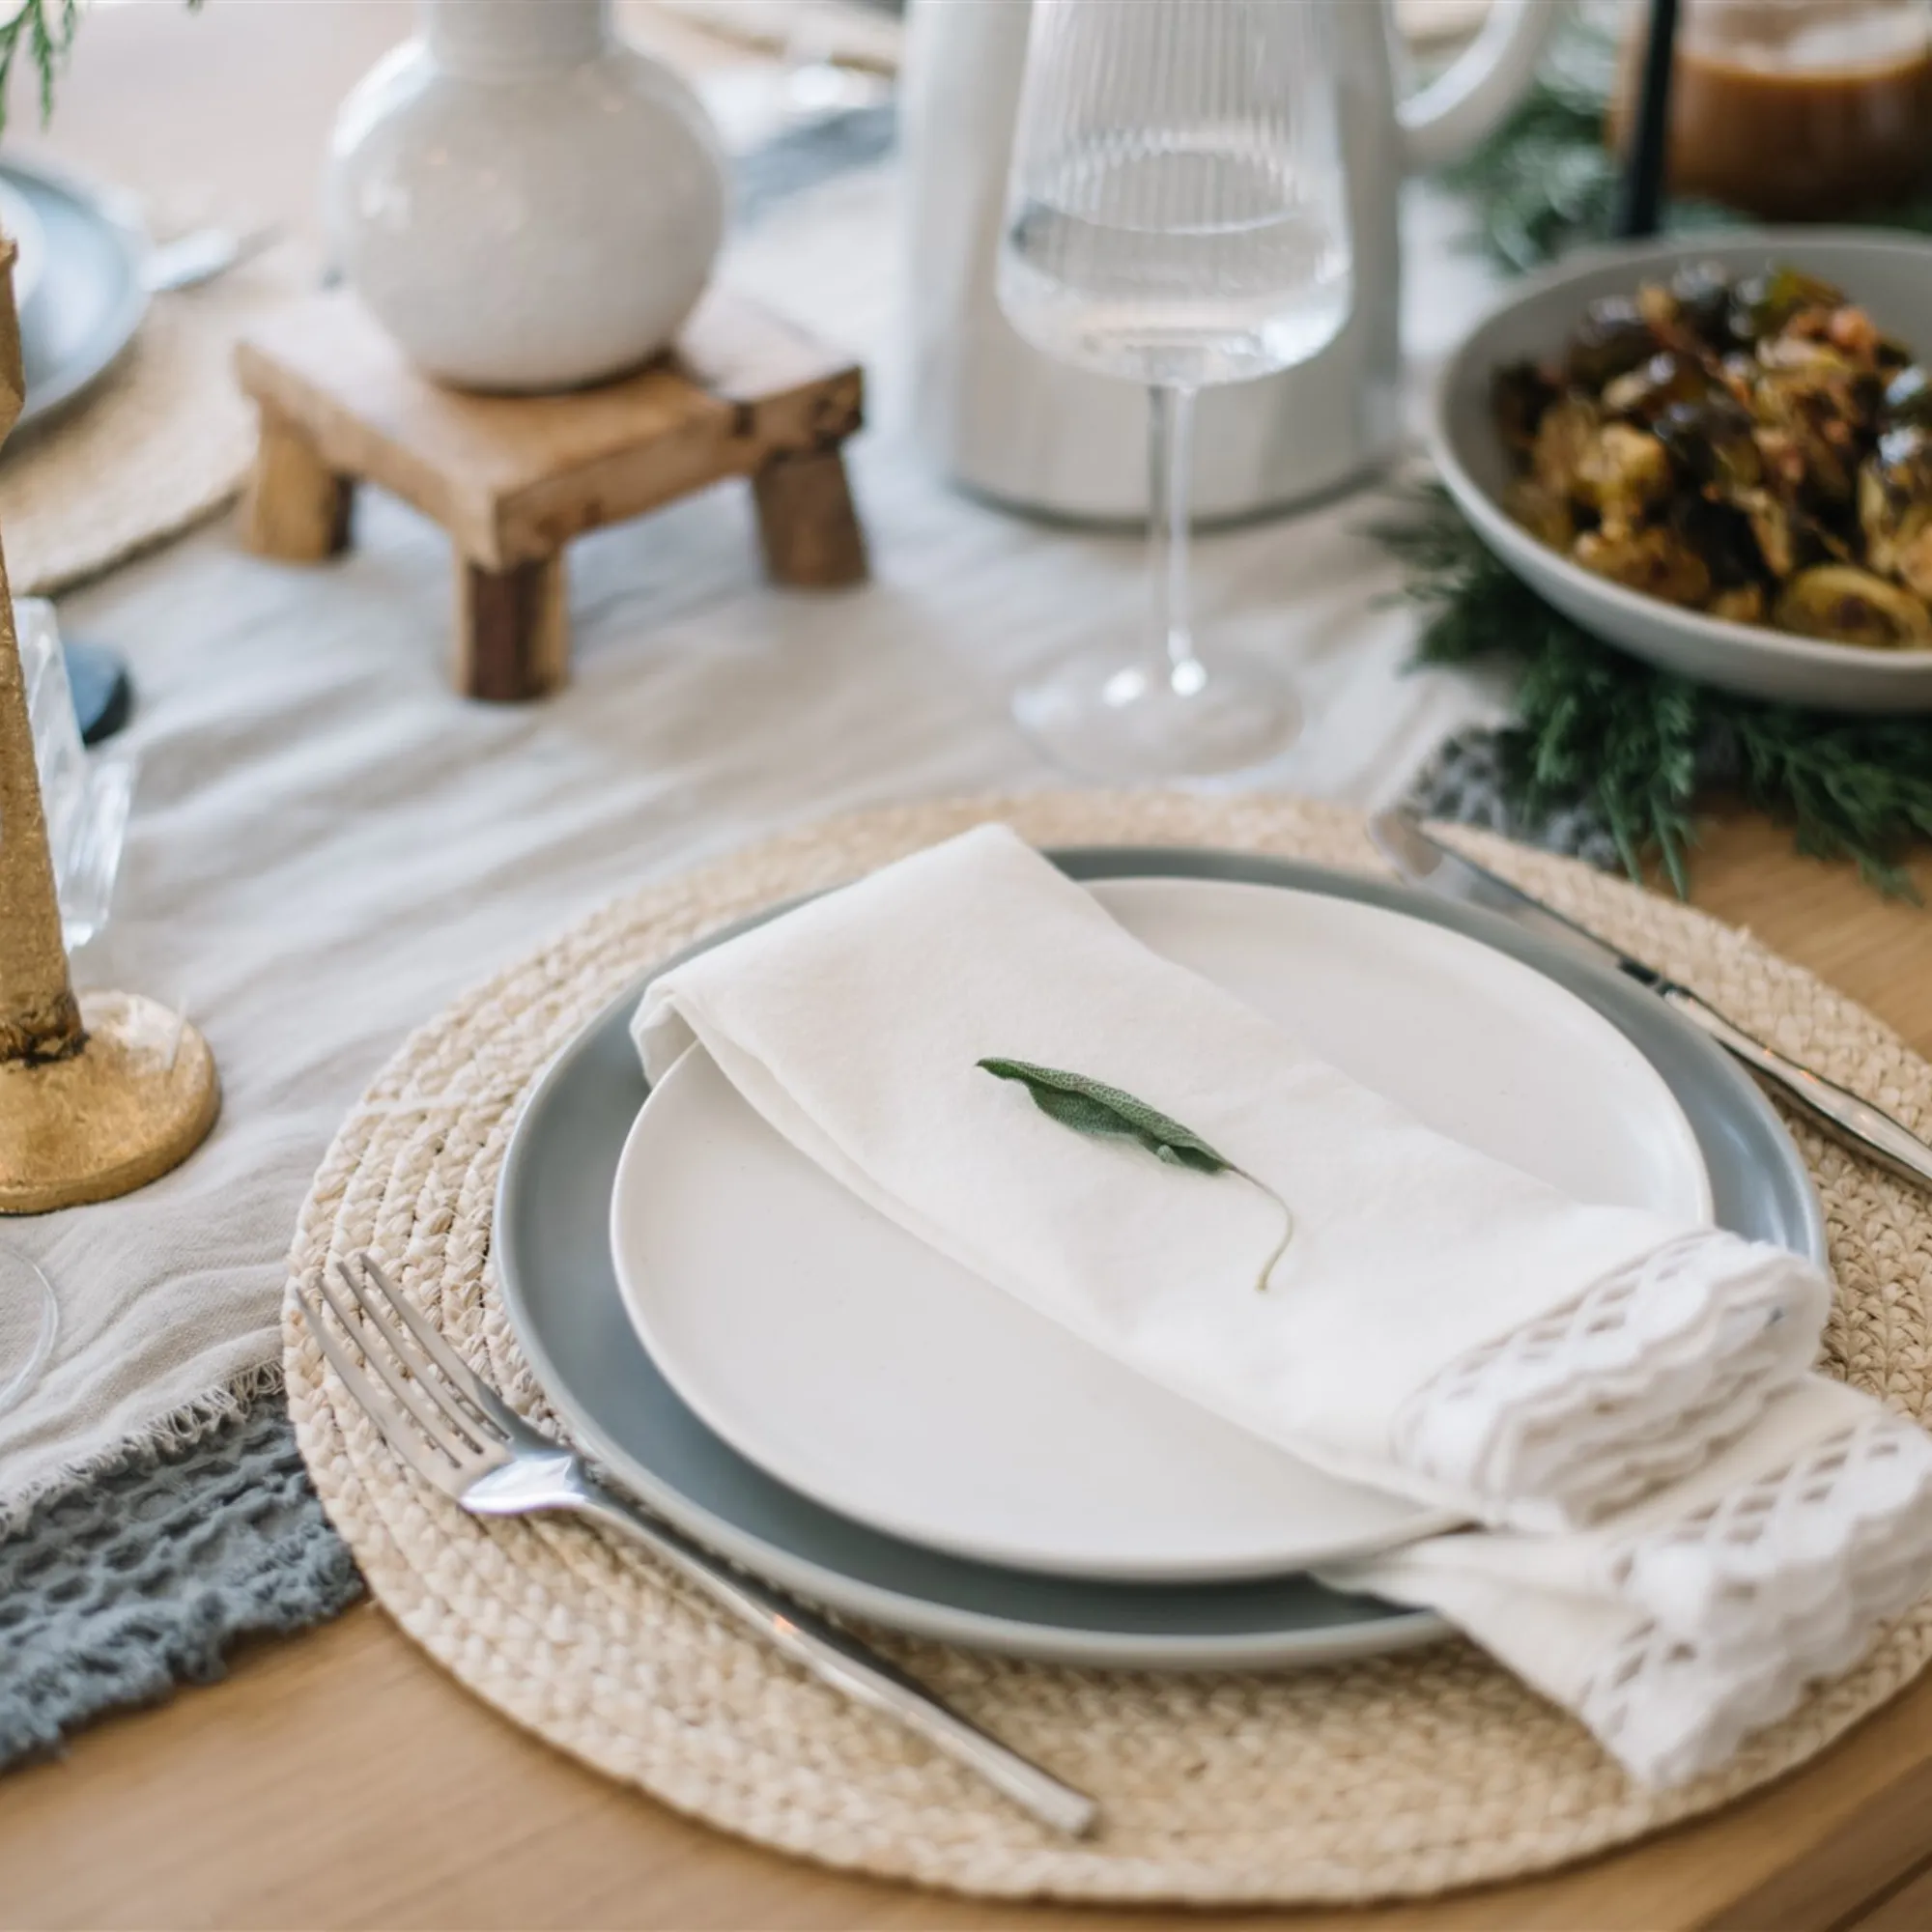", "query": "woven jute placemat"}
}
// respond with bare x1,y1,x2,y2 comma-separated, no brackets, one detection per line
0,246,309,598
282,791,1932,1906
